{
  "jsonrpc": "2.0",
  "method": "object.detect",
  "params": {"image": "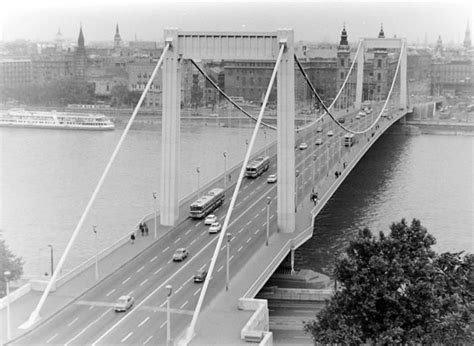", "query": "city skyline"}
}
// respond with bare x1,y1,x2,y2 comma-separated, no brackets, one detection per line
1,0,472,45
